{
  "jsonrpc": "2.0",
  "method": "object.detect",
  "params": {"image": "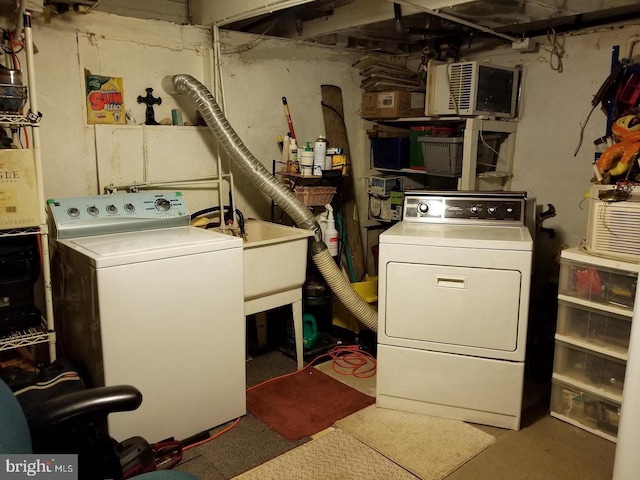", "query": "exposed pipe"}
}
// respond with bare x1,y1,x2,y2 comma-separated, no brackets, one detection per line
624,34,640,62
162,74,378,332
